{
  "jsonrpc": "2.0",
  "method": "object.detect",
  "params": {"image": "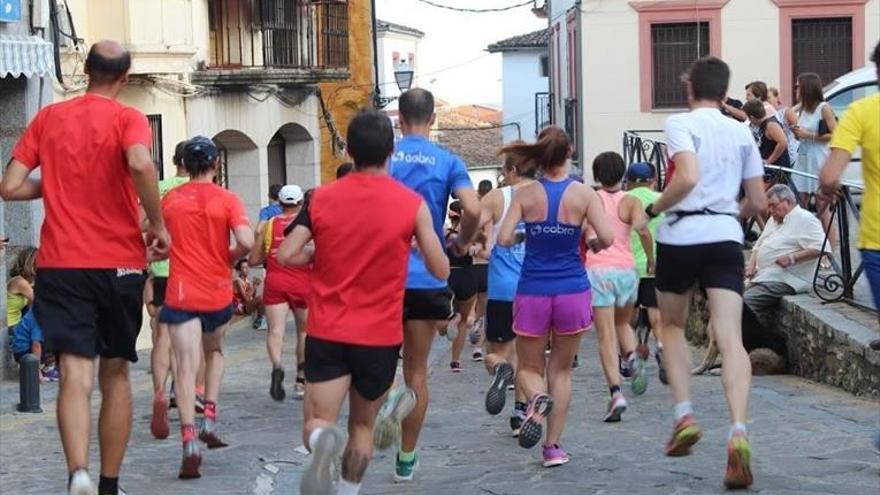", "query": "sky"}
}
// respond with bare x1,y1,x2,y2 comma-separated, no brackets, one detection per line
375,0,546,108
